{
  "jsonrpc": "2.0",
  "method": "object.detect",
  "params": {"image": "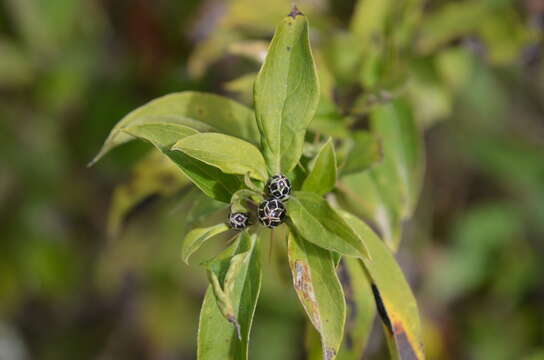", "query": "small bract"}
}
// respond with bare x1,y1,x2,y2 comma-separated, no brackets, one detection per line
257,199,286,228
228,212,250,230
266,174,292,202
